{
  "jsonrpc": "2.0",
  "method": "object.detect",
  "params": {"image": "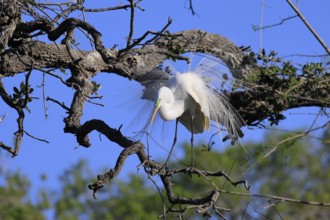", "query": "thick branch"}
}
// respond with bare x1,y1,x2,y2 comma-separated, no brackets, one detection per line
71,118,247,209
48,18,113,63
1,30,328,126
2,2,329,218
1,30,255,77
0,0,21,52
75,119,134,147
